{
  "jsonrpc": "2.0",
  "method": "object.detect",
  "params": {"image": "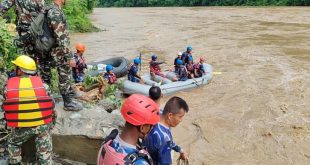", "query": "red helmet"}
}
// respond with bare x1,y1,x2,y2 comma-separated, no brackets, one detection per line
121,94,160,126
199,56,205,62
